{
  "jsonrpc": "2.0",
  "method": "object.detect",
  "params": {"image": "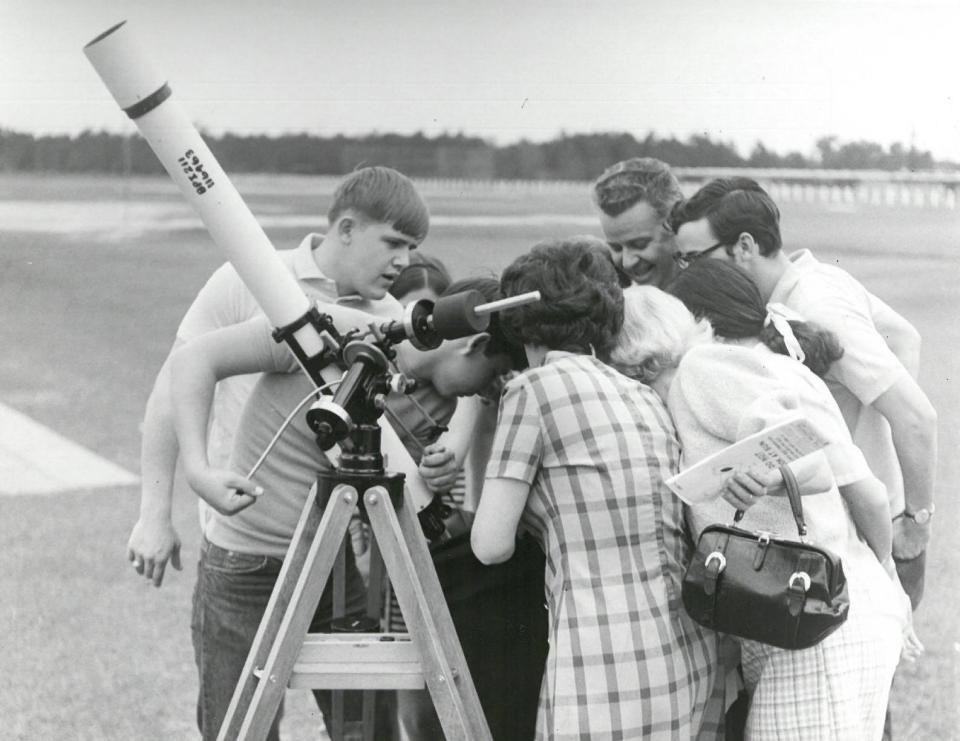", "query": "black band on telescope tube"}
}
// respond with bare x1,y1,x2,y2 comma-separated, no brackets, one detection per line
123,83,172,120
